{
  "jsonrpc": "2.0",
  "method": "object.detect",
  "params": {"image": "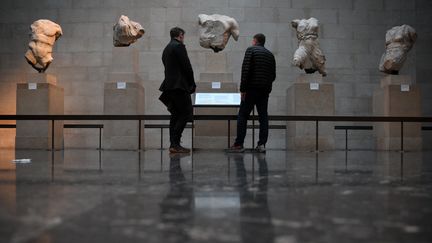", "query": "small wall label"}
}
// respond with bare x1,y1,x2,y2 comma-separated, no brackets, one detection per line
310,83,319,90
117,82,126,89
212,82,221,89
401,84,410,92
28,83,37,90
